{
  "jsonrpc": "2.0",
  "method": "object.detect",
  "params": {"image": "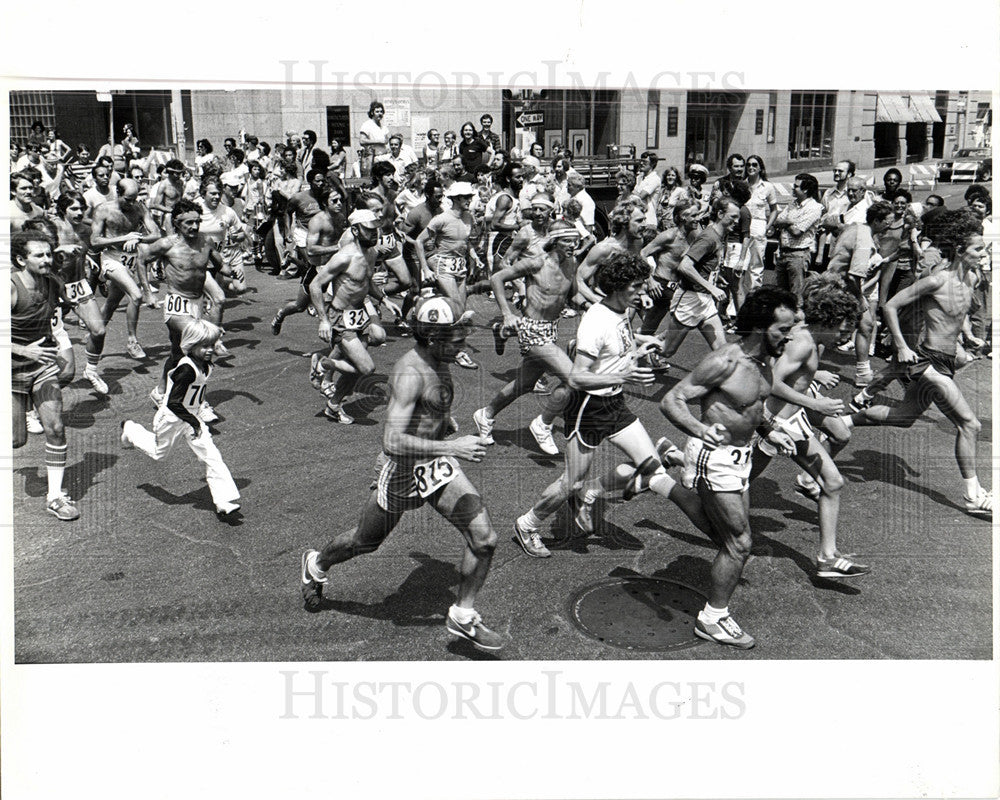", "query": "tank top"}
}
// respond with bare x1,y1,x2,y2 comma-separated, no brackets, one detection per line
164,356,211,414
